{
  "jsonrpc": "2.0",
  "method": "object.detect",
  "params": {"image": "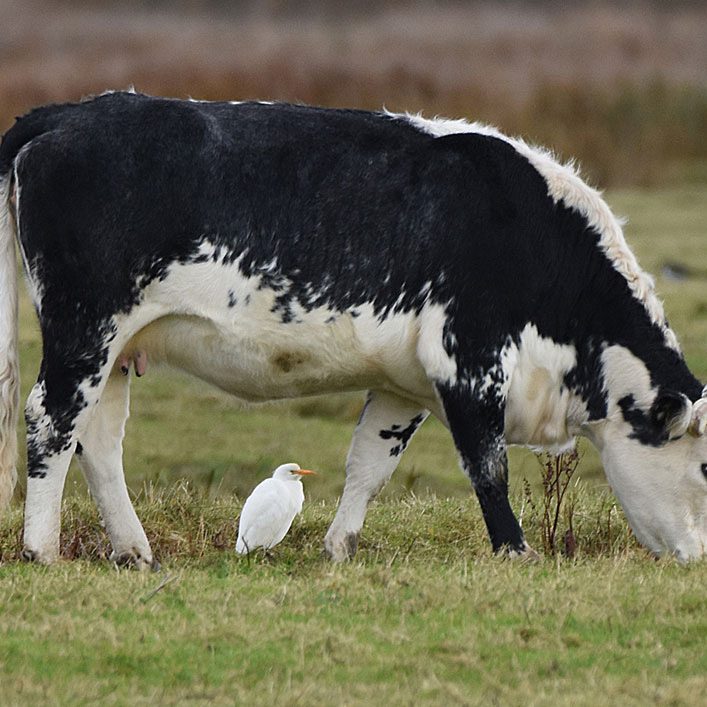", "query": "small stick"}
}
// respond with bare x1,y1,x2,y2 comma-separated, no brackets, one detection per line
140,573,179,604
